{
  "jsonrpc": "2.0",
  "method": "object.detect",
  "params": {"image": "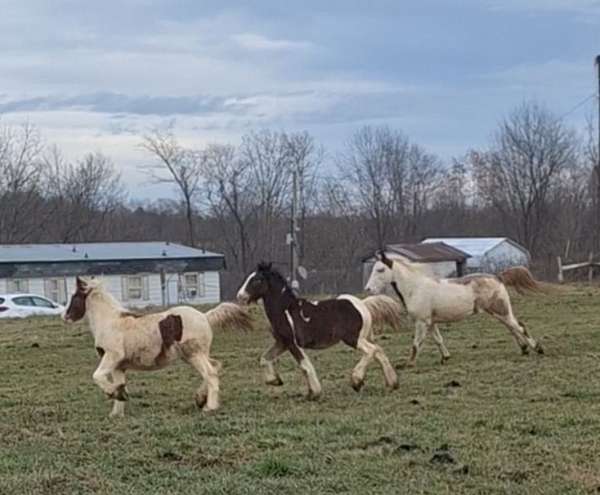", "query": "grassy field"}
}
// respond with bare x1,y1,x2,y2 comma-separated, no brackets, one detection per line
1,287,600,494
